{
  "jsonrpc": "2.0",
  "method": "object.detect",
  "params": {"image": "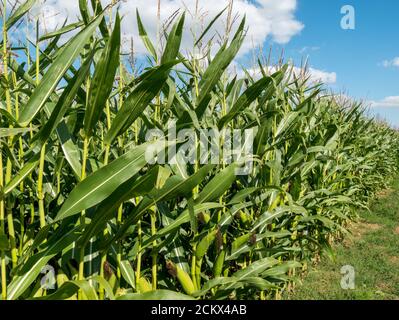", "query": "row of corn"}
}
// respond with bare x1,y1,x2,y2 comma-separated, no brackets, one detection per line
0,1,398,300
